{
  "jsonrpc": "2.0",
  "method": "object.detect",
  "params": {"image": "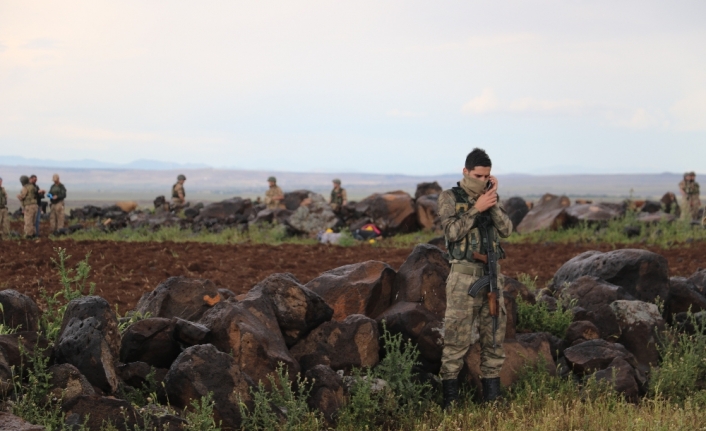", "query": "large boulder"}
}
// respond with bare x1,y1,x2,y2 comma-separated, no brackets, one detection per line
54,297,121,394
664,277,706,321
0,412,45,431
516,194,571,234
414,182,442,199
416,194,440,231
290,314,379,373
247,273,333,346
0,290,41,332
287,193,338,235
637,211,676,224
375,302,443,373
283,190,315,211
63,395,140,429
194,197,252,222
353,191,419,236
199,301,299,387
119,318,181,368
461,333,555,399
249,208,294,227
306,261,395,321
565,320,601,346
557,276,634,340
391,244,449,317
305,365,345,424
688,269,706,296
502,197,530,231
565,203,624,224
592,357,641,402
164,344,254,430
551,249,669,304
135,277,222,322
563,339,638,374
609,300,664,372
